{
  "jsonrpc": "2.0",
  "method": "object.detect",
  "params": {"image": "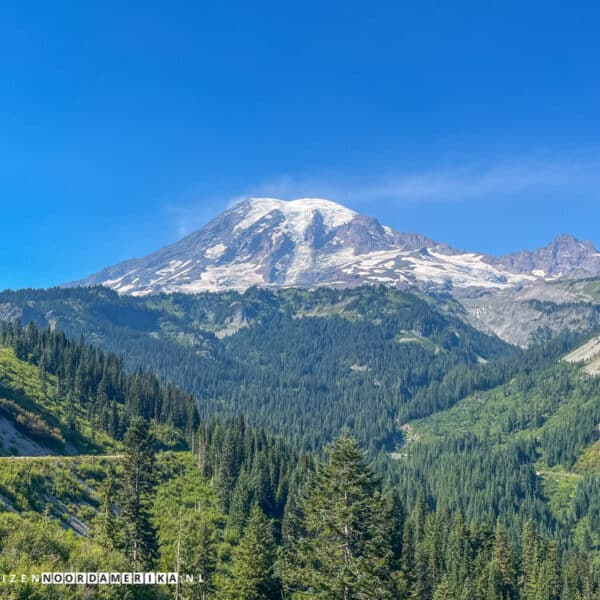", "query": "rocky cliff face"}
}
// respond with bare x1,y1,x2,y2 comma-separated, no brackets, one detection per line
491,234,600,277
